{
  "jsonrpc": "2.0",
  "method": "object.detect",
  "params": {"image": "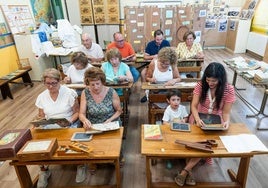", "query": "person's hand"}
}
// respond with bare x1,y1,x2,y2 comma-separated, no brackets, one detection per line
150,77,157,83
222,121,229,129
196,119,205,127
103,118,112,124
165,79,176,86
64,77,71,84
87,55,94,61
195,52,204,59
56,120,70,127
82,119,92,130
